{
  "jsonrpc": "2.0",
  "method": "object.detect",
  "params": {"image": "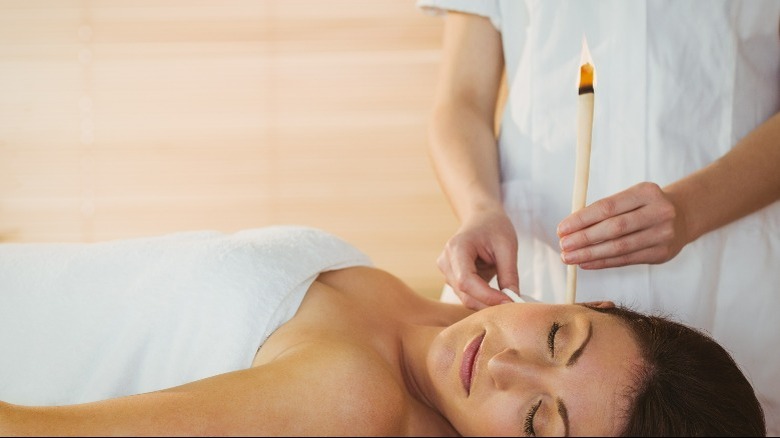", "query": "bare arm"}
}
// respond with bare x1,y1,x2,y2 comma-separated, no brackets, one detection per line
666,111,780,241
558,112,780,268
2,344,401,436
429,12,504,221
429,12,519,309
